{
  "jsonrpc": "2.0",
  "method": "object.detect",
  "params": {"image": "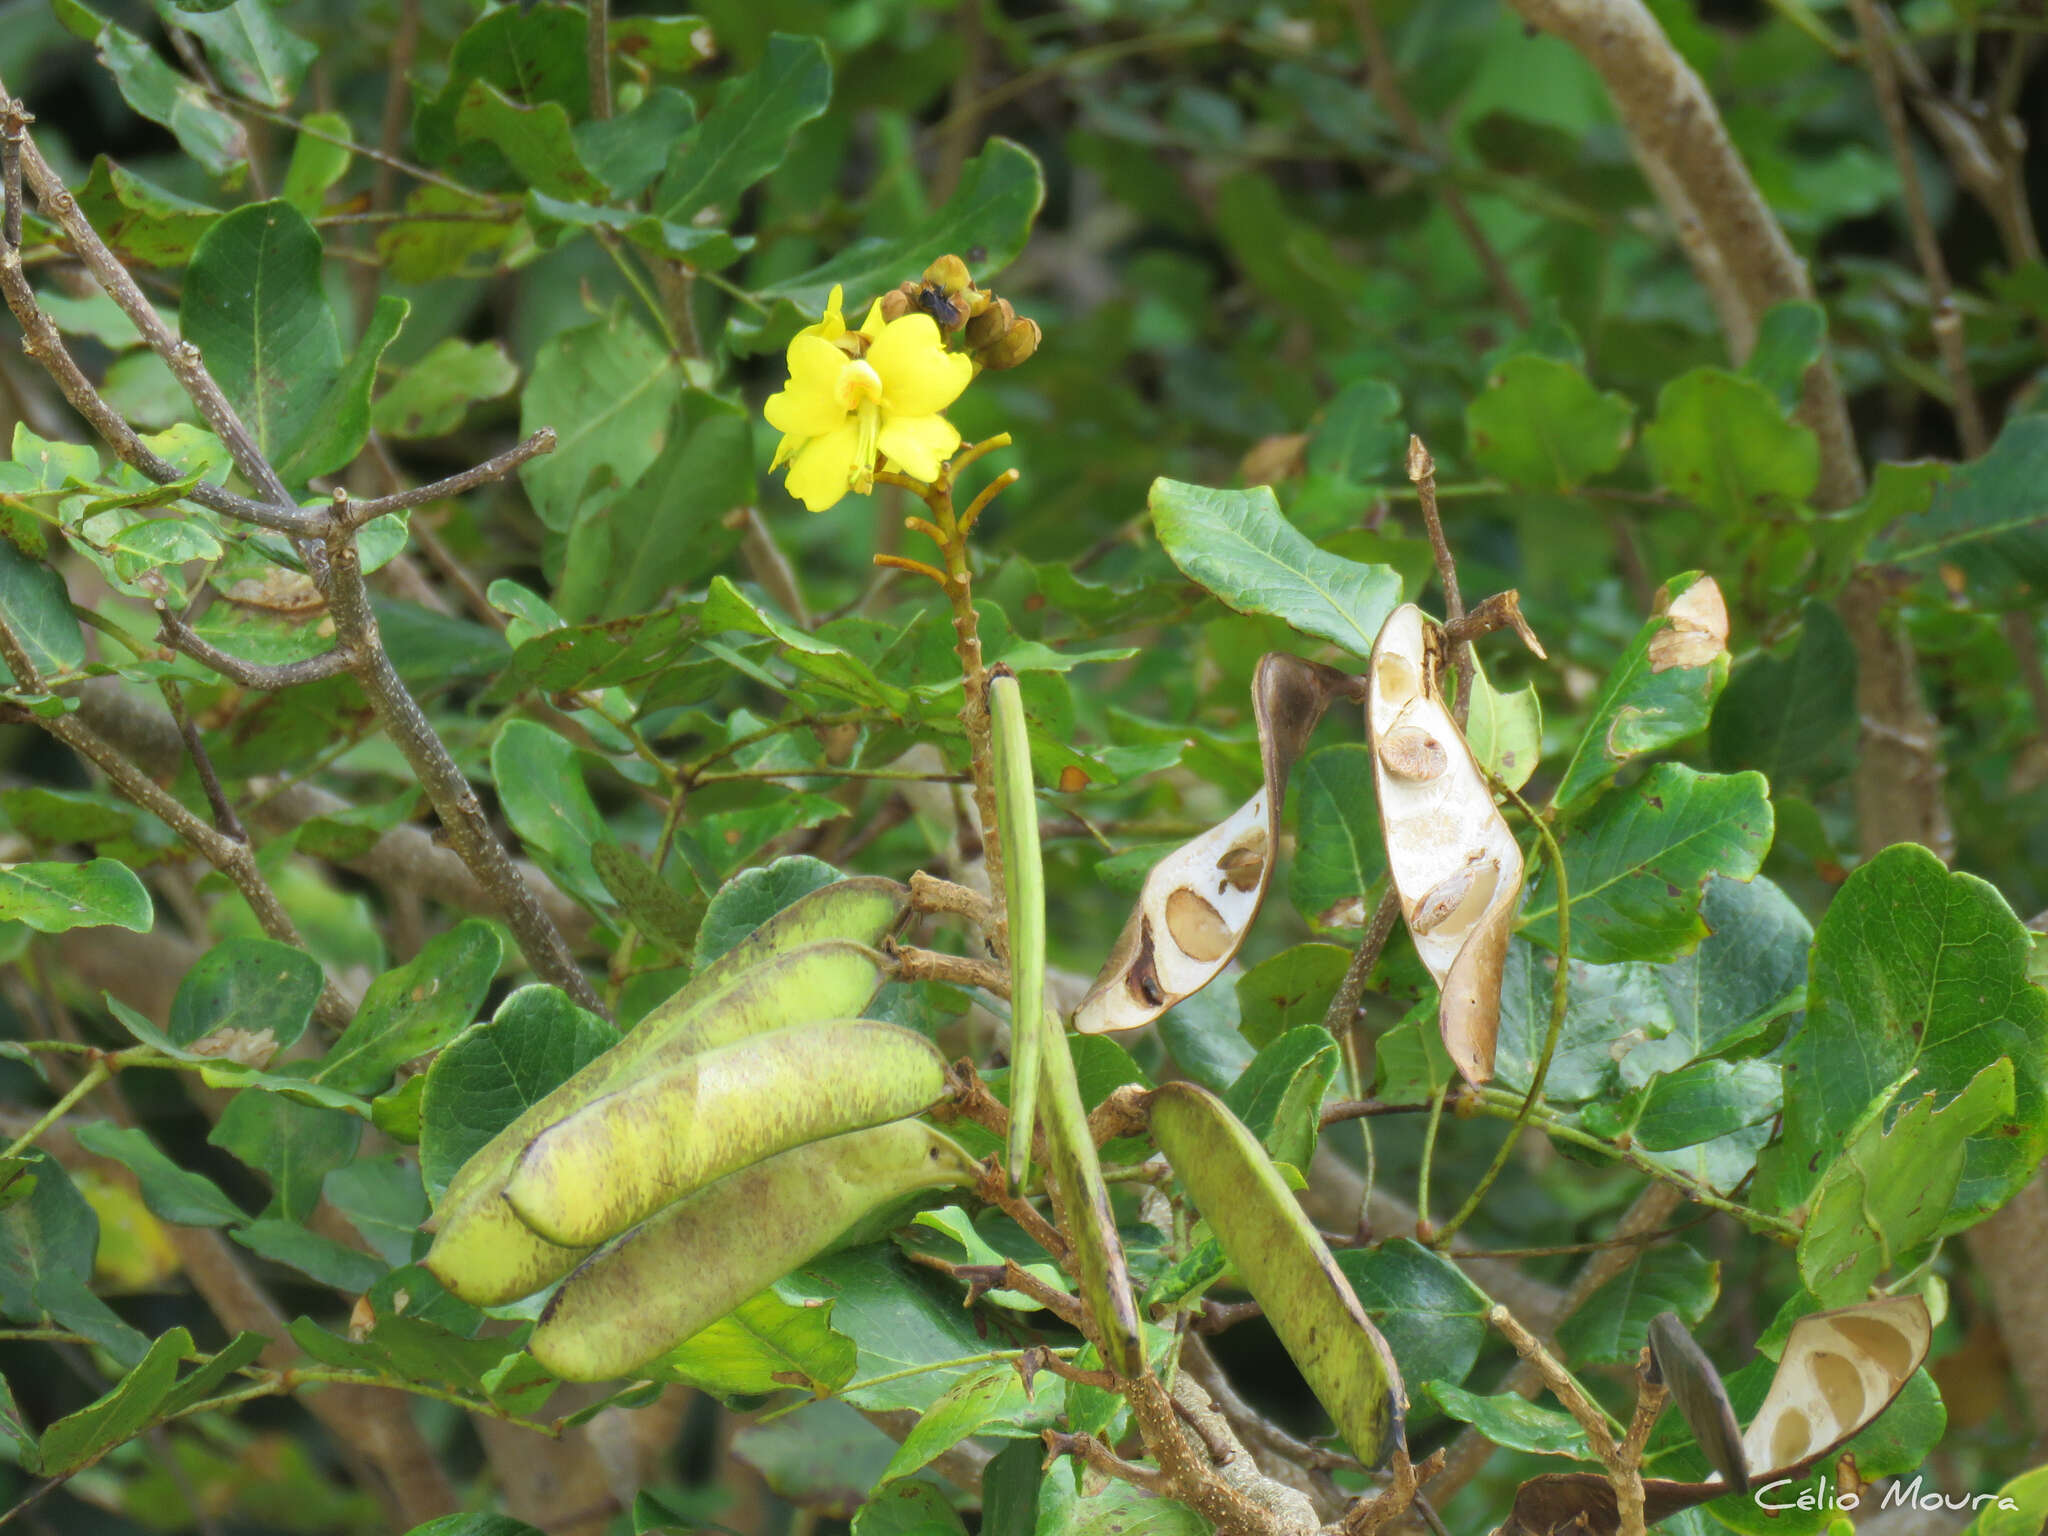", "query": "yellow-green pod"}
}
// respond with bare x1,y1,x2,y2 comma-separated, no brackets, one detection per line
1145,1082,1406,1466
529,1122,980,1381
427,935,893,1305
988,669,1044,1193
505,1019,950,1248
